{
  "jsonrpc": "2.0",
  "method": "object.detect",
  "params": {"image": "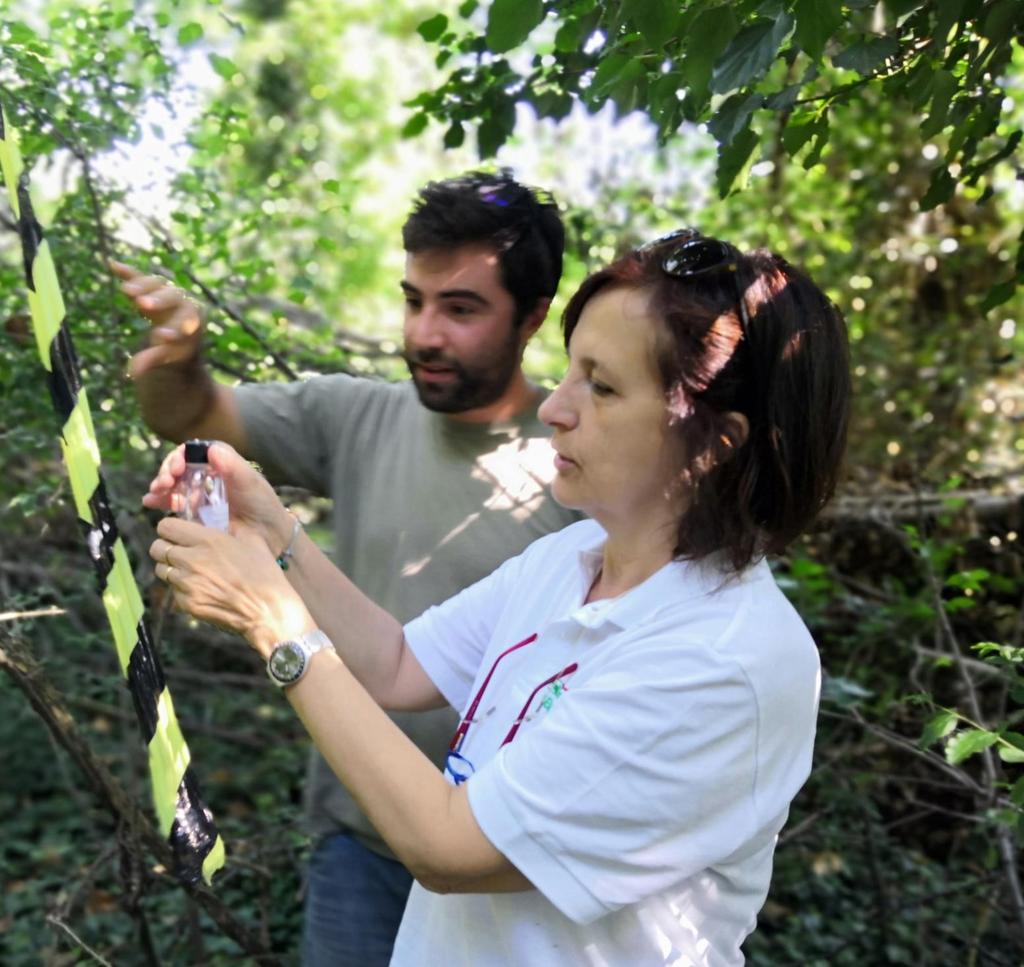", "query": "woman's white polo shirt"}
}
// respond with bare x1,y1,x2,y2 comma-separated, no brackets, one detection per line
394,519,820,966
